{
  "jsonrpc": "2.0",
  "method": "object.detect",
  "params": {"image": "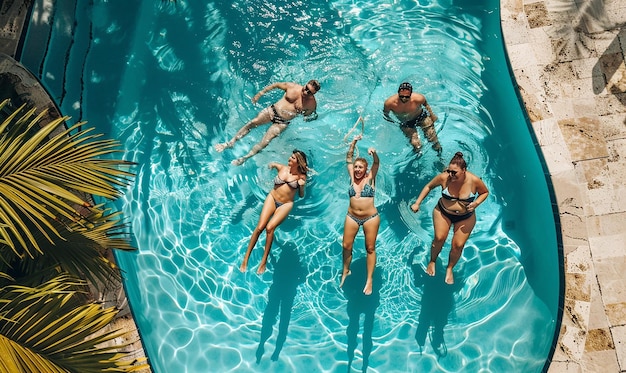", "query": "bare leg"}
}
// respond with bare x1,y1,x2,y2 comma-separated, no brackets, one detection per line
340,215,359,288
232,122,288,166
421,118,441,154
427,207,452,276
240,194,277,272
215,108,272,152
362,215,380,295
257,202,293,274
401,126,422,152
446,214,476,284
